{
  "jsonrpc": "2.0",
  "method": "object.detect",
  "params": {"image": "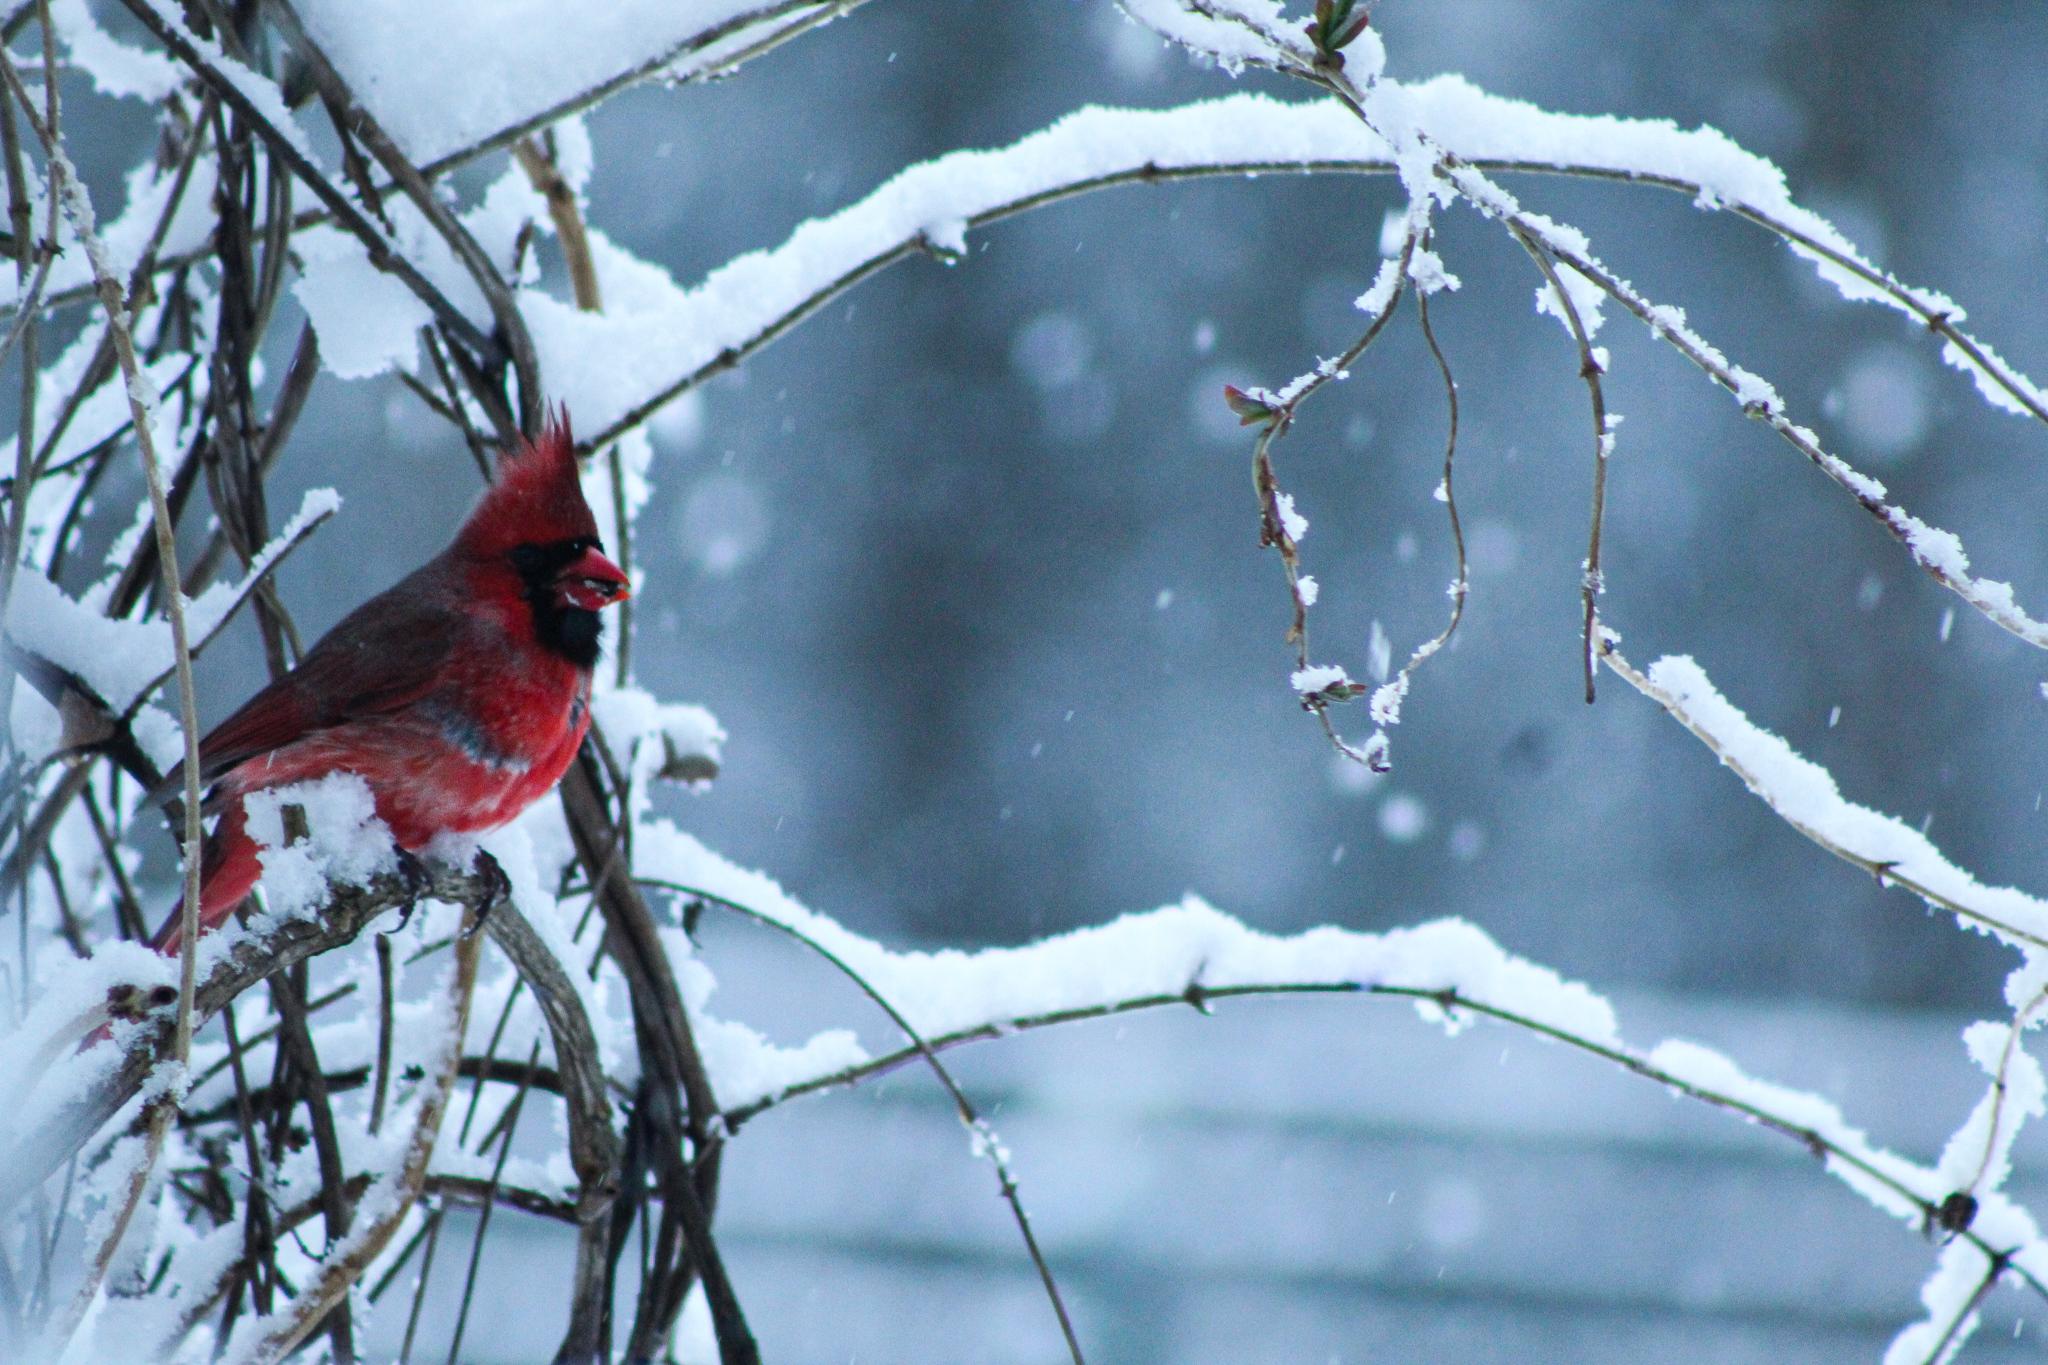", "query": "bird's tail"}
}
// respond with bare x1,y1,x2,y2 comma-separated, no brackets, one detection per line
149,800,262,958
